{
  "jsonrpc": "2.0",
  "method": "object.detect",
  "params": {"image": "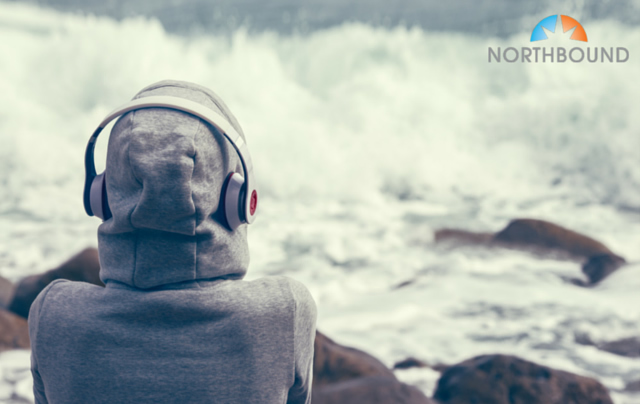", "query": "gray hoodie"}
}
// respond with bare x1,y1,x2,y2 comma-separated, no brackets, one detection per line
28,80,317,404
